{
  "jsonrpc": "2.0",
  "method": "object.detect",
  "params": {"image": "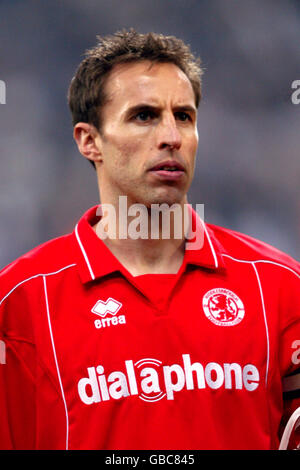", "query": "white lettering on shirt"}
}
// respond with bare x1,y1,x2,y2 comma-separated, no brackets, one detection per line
77,354,260,405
